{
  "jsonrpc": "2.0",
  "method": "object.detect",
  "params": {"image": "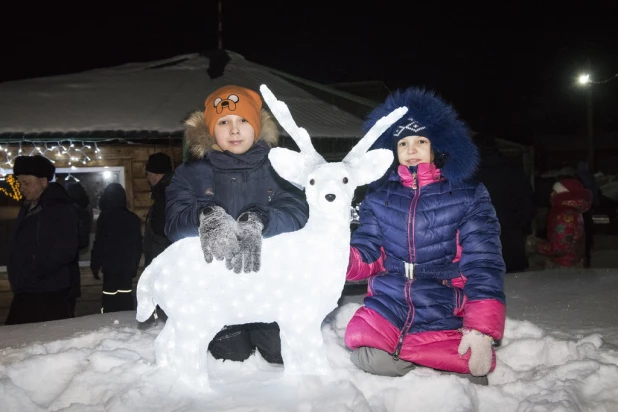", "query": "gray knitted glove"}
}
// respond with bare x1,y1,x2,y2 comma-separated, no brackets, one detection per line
228,212,264,274
458,328,494,376
198,206,240,265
